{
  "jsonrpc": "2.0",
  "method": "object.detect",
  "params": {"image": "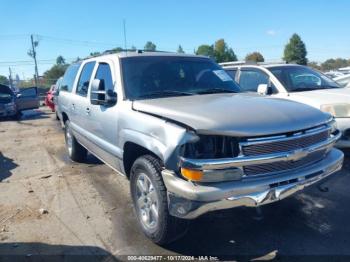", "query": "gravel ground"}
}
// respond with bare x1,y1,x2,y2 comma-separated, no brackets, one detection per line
0,107,349,261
